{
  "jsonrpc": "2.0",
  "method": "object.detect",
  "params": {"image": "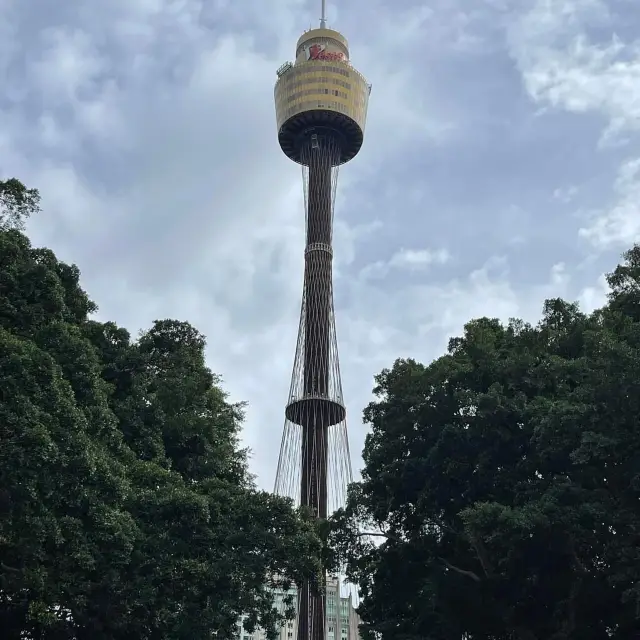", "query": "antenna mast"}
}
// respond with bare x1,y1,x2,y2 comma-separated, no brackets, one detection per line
320,0,326,28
